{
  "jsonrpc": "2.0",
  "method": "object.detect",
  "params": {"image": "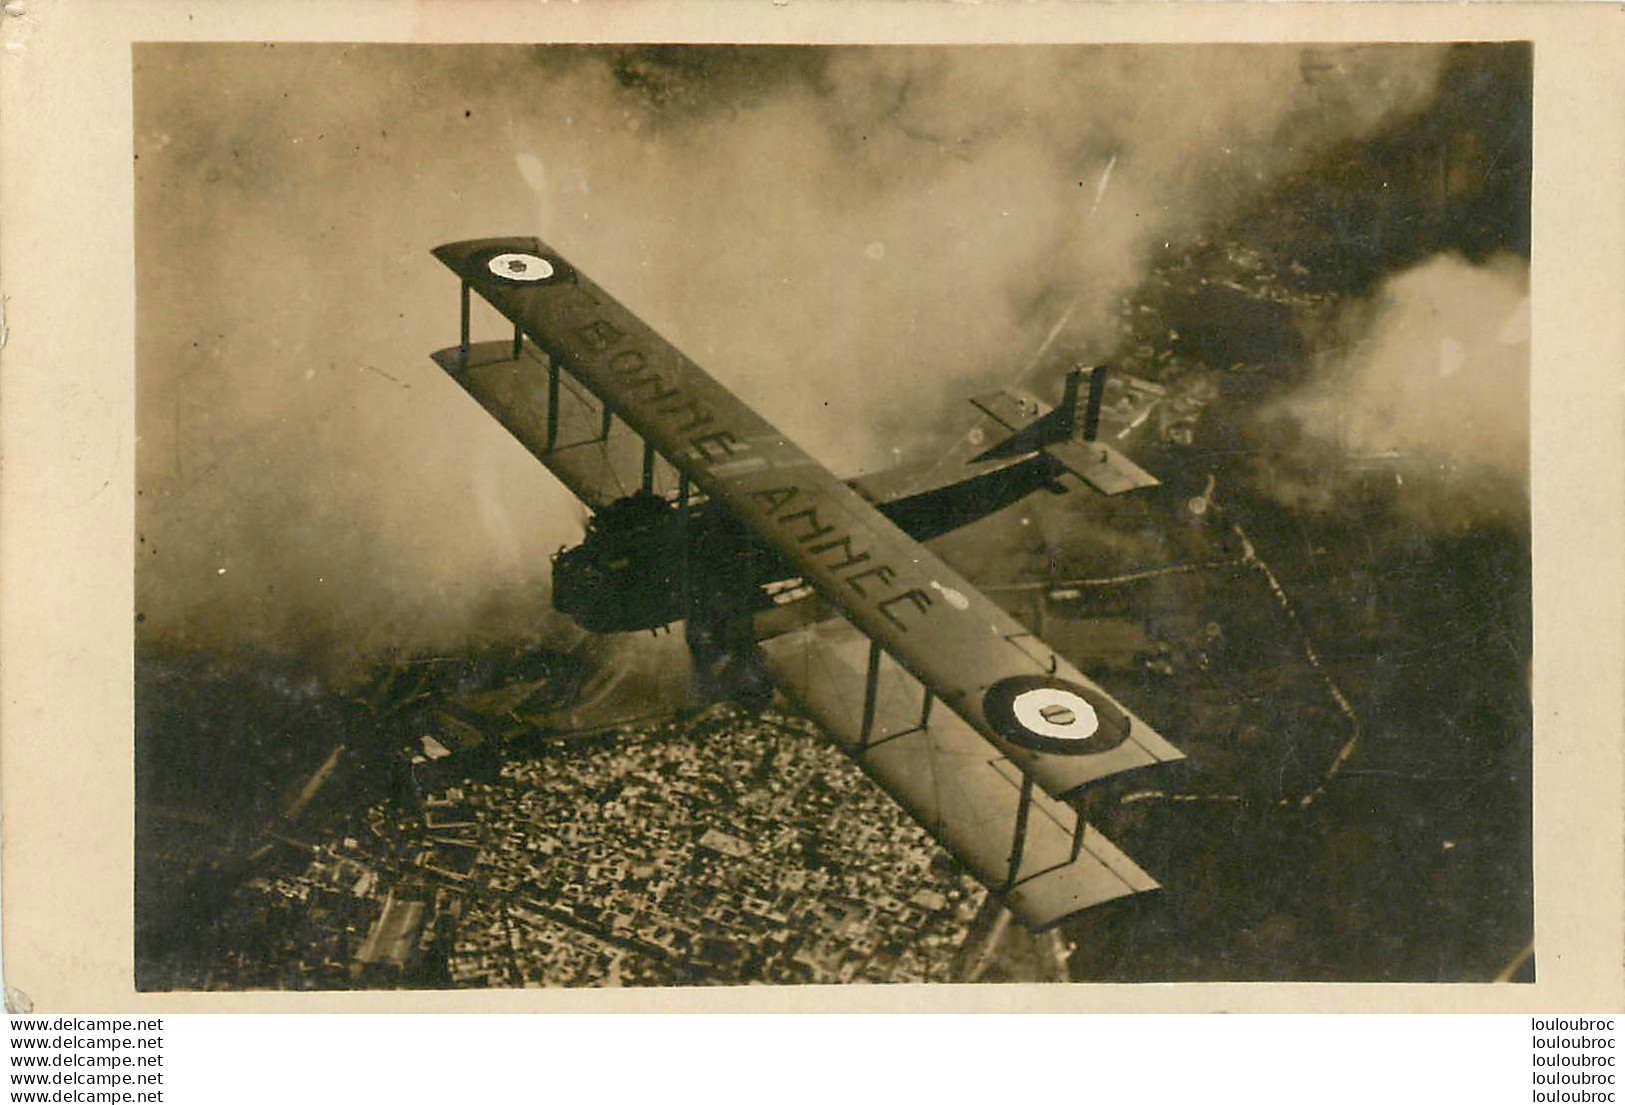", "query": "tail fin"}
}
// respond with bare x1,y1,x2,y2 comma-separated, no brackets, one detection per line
967,362,1157,494
971,364,1106,462
1054,367,1085,439
1079,363,1108,442
1046,363,1159,495
1052,362,1111,442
